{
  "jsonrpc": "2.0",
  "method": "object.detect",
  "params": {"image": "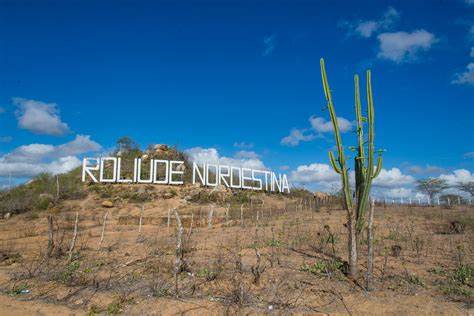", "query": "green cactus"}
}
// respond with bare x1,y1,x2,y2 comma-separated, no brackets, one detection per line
320,58,383,277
